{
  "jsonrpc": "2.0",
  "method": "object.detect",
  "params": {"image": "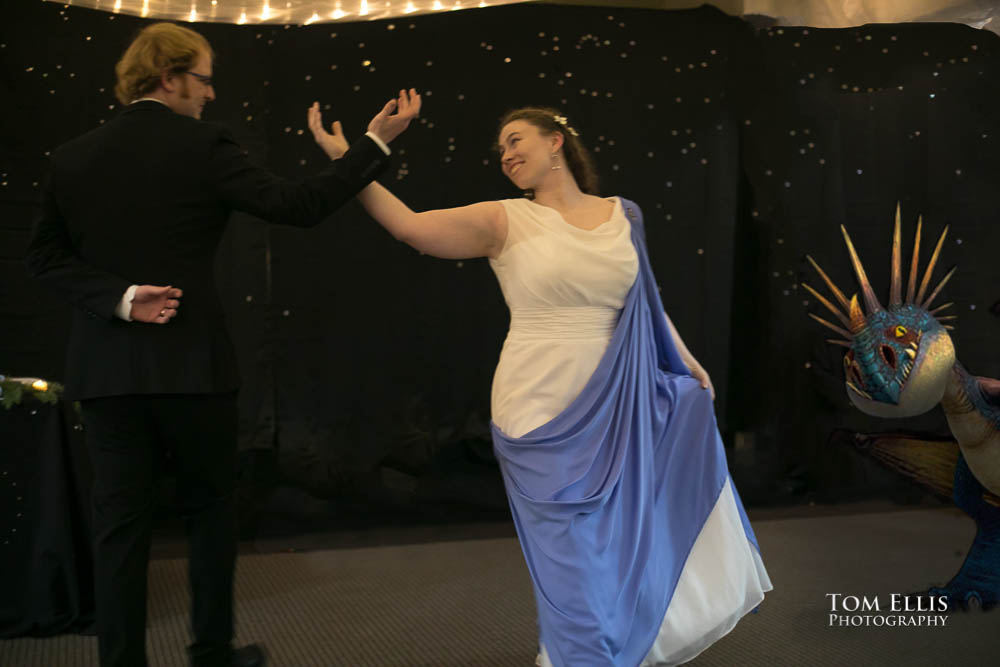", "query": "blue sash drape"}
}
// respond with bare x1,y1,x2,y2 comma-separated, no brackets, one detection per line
491,199,759,667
